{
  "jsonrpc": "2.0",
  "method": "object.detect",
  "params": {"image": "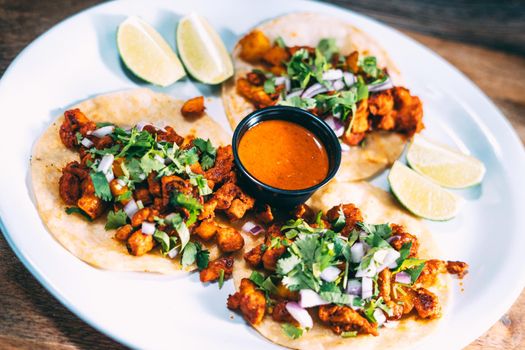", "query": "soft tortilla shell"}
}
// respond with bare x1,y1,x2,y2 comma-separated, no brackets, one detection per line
222,12,406,181
233,181,449,349
31,89,231,274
